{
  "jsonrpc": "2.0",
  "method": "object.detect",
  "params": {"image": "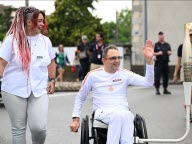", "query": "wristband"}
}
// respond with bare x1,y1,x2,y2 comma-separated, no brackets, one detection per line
49,78,56,84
